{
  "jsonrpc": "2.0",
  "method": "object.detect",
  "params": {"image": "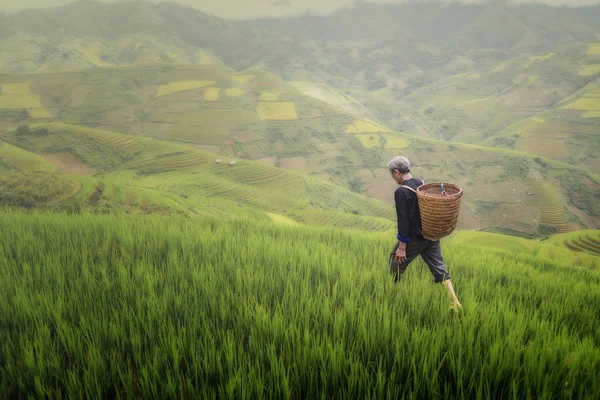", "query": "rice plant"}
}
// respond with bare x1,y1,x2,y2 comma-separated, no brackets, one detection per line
0,211,599,398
